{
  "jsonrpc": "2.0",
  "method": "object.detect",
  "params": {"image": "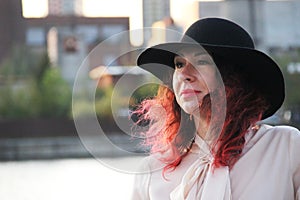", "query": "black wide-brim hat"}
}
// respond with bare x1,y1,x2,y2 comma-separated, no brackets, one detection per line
137,18,285,119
